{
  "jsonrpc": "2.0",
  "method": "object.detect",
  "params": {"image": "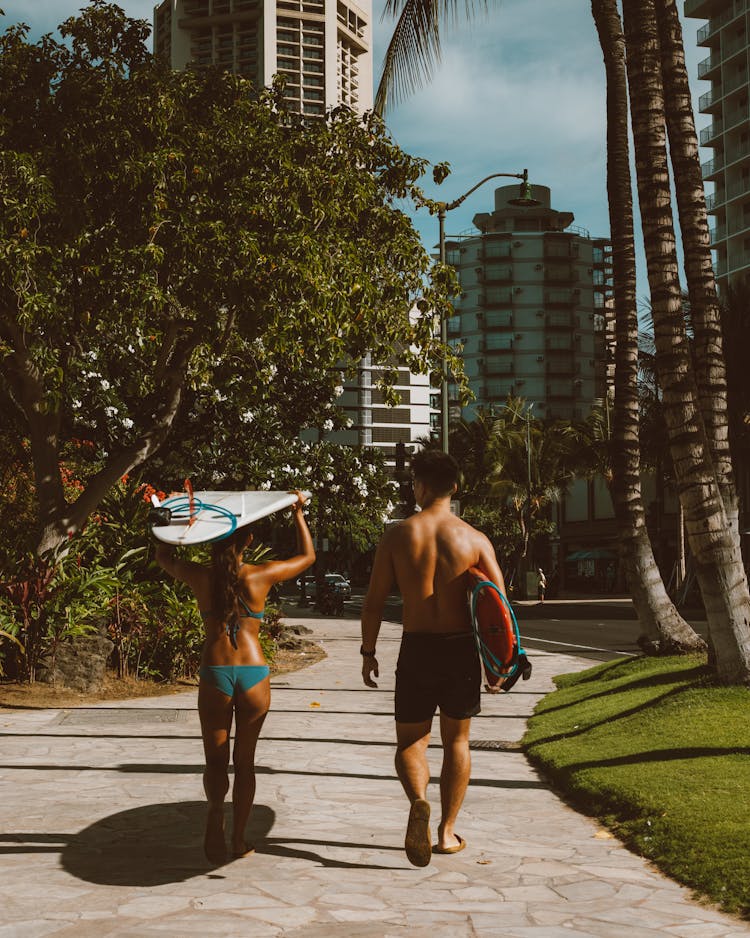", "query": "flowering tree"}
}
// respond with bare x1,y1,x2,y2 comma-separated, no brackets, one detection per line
0,3,458,555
